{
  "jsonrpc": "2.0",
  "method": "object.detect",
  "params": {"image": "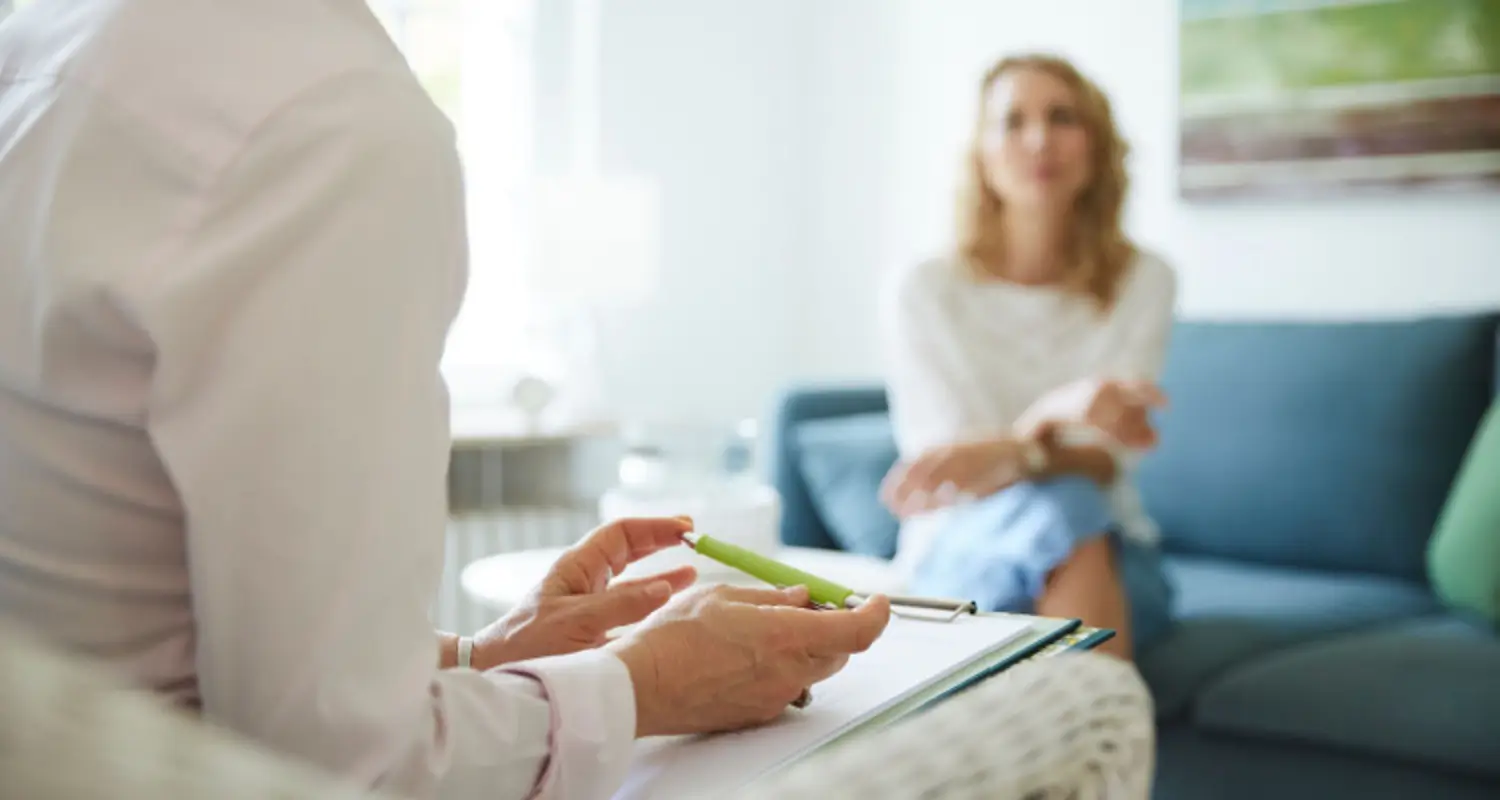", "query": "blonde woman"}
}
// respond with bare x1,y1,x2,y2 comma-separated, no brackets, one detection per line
880,54,1177,661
